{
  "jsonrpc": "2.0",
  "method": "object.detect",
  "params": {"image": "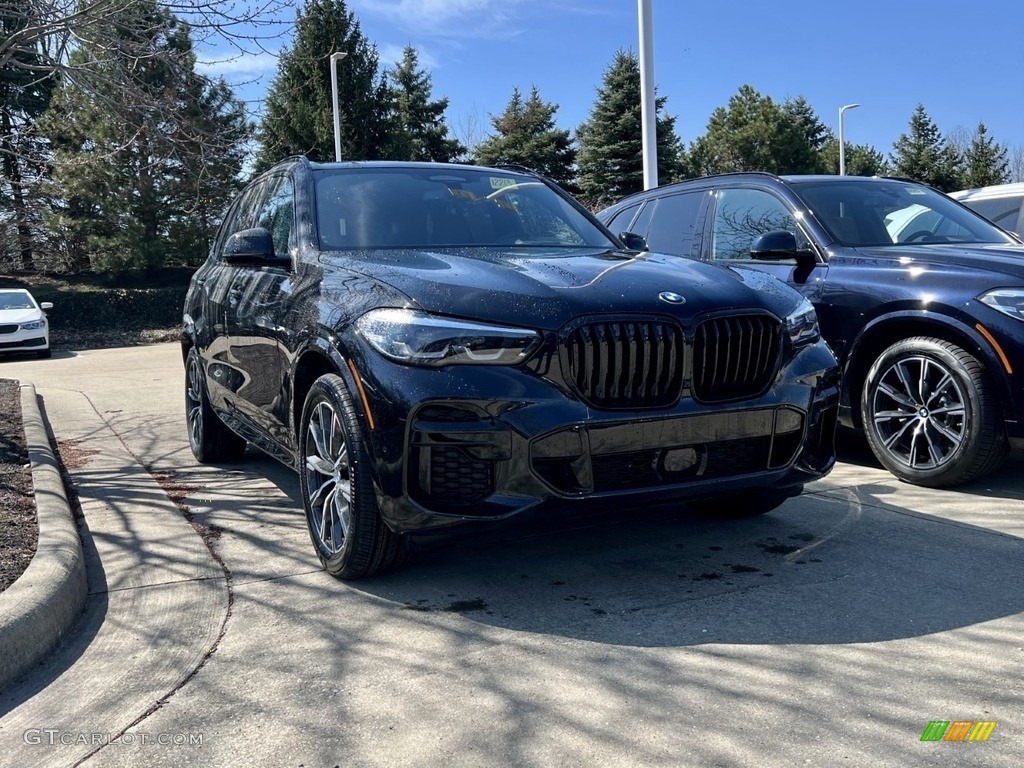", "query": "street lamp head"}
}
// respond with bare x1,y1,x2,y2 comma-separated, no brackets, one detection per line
840,103,861,113
331,52,348,63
